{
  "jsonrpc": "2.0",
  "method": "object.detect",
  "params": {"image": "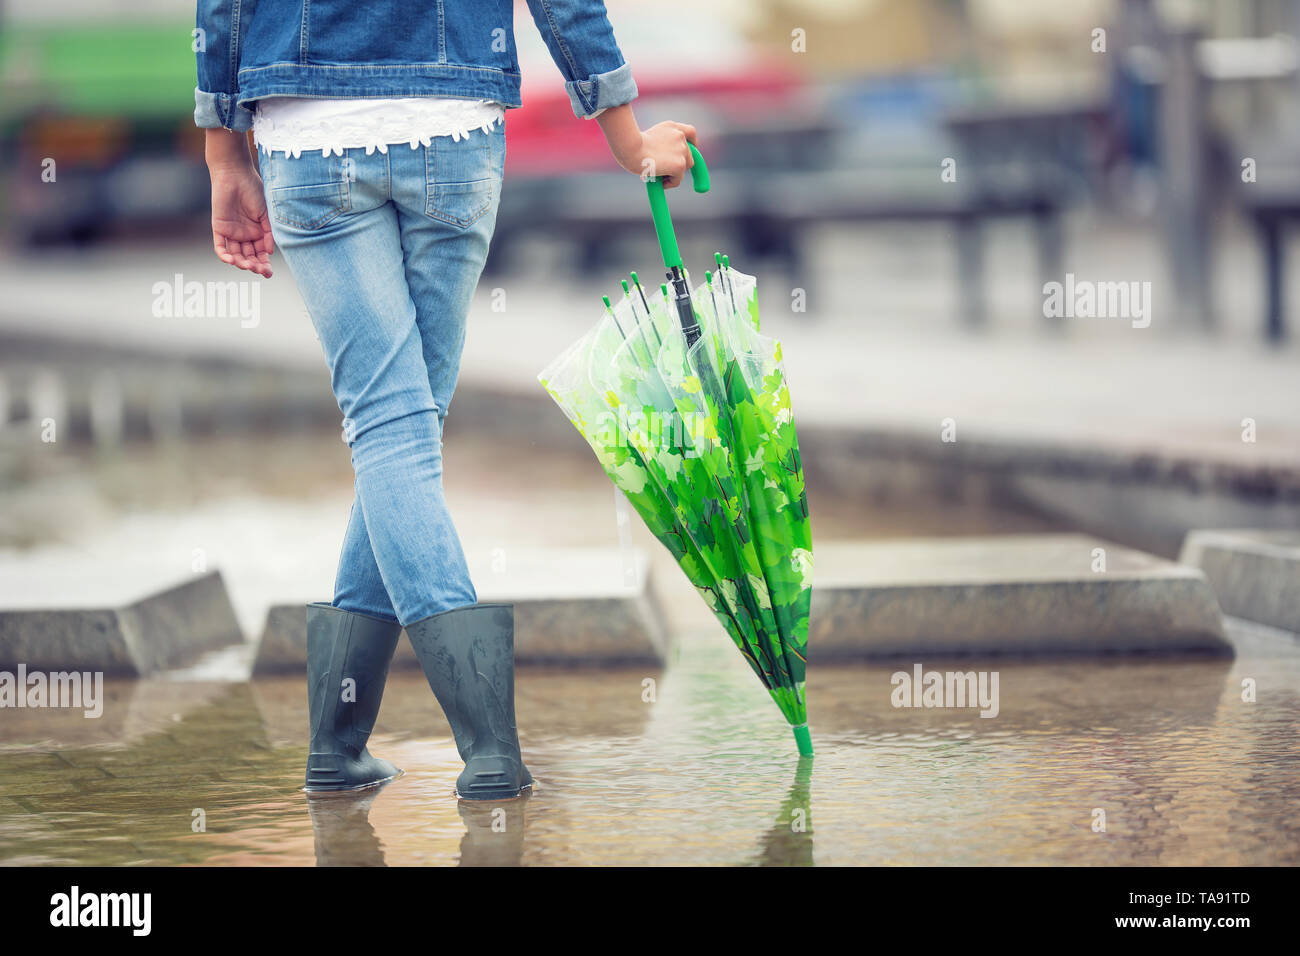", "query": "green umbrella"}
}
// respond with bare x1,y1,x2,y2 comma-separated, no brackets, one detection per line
538,146,813,756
